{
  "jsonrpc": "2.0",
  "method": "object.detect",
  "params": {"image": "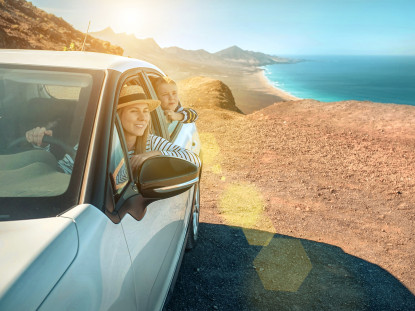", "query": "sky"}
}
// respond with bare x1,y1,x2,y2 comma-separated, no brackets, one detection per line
30,0,415,55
